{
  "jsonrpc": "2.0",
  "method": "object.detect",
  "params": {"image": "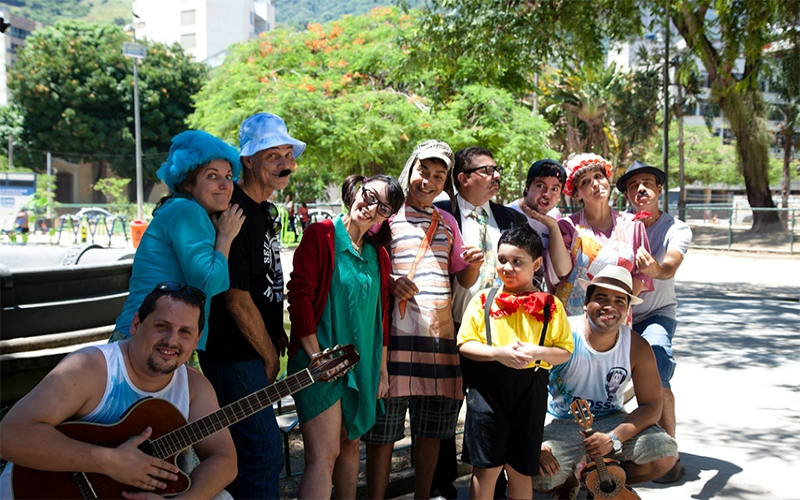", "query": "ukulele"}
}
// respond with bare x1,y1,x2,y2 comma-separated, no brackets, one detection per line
12,344,359,500
569,399,640,500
